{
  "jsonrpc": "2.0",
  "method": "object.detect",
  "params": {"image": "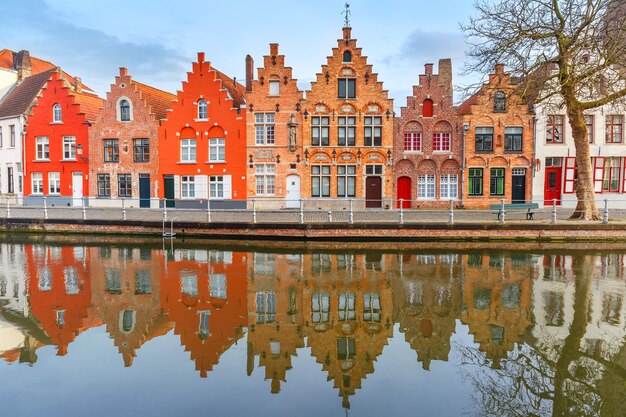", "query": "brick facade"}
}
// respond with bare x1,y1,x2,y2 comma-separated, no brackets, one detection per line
393,60,463,208
302,27,394,209
158,53,247,209
459,64,534,208
89,68,175,208
245,44,305,209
